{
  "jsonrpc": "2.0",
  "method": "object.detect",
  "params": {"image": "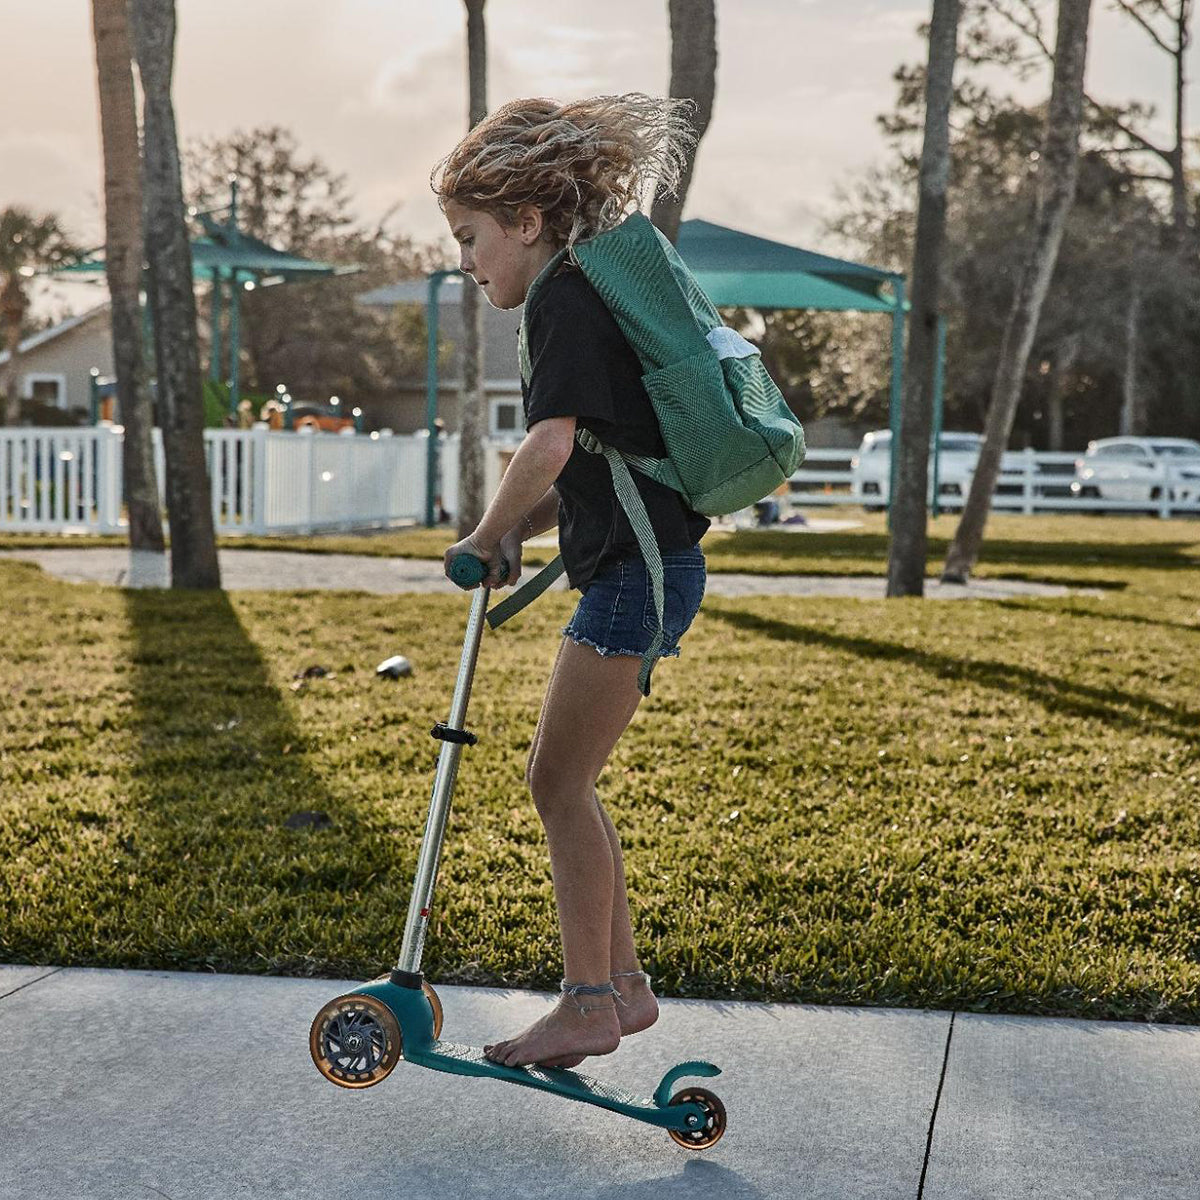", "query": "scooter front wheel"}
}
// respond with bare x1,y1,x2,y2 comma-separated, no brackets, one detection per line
310,981,445,1089
666,1086,726,1150
310,992,402,1089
